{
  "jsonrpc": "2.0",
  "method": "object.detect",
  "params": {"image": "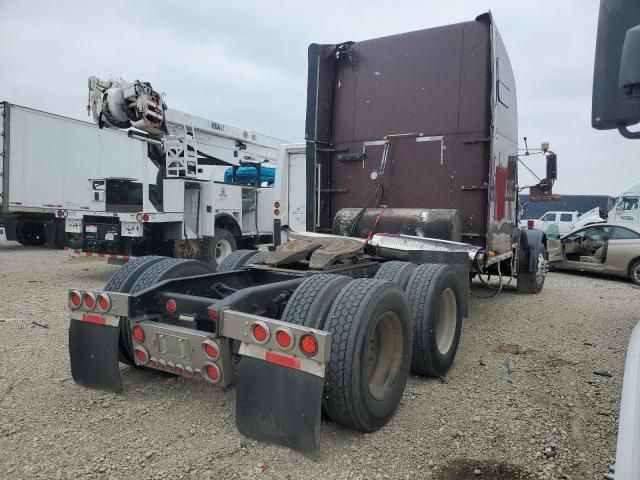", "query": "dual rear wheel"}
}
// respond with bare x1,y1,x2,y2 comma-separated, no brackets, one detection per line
281,261,464,431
